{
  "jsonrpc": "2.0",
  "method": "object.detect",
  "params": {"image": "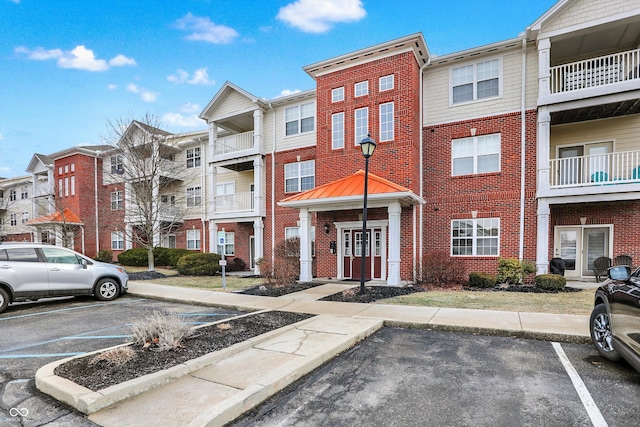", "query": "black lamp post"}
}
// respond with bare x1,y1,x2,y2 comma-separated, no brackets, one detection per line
359,134,377,294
